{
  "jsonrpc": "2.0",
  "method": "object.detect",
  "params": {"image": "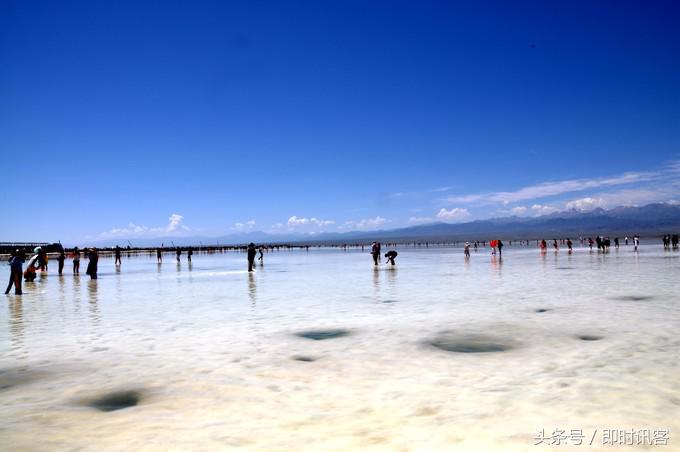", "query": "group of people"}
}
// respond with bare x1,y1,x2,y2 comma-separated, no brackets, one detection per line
246,243,265,271
3,246,100,295
370,242,398,266
5,233,677,296
662,234,679,249
154,245,194,263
